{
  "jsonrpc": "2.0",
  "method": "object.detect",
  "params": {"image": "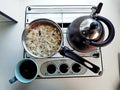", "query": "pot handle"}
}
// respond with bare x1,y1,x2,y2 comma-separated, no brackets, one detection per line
59,46,100,73
90,16,115,47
